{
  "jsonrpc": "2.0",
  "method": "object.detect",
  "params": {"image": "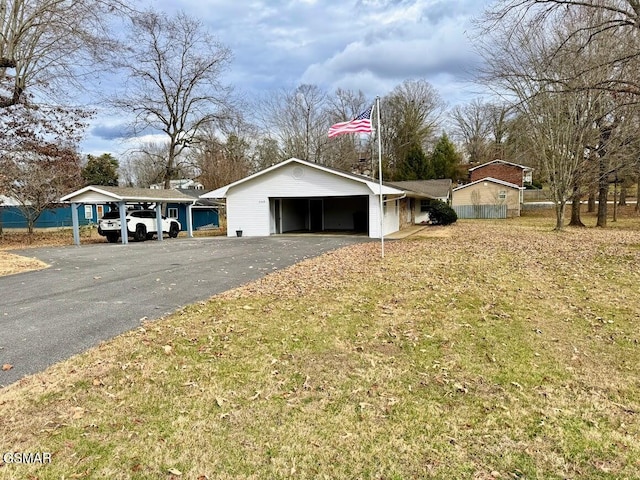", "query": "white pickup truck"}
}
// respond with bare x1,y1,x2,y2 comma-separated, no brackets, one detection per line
98,209,181,243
